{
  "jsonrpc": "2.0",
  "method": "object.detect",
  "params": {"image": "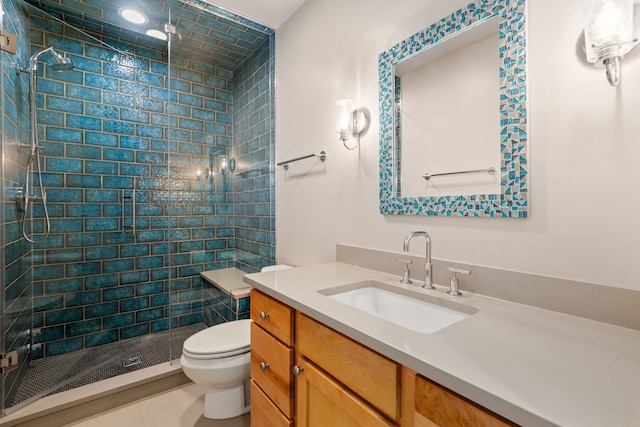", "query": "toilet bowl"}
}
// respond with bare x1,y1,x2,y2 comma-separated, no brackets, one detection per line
180,319,252,420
